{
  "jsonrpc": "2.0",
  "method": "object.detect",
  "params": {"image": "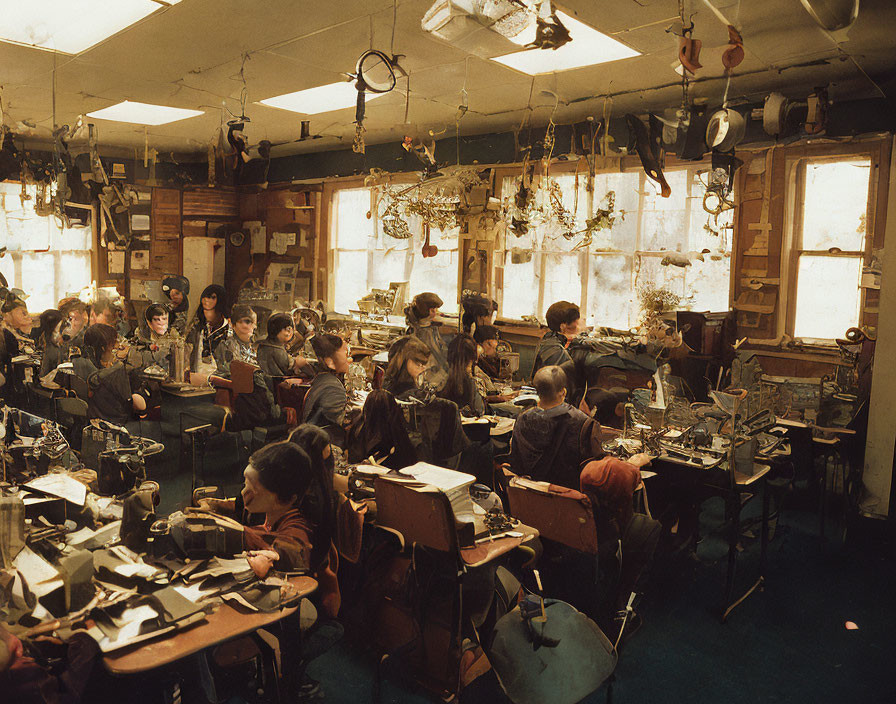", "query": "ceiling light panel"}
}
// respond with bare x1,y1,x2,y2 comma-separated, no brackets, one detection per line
492,11,640,75
86,100,202,125
0,0,180,55
259,82,387,115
